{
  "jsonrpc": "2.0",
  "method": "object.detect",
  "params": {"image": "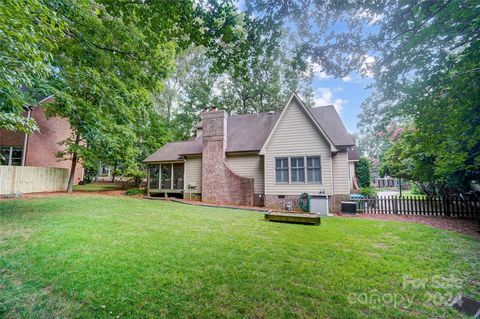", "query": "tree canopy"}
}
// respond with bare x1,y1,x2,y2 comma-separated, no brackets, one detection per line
2,0,478,193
